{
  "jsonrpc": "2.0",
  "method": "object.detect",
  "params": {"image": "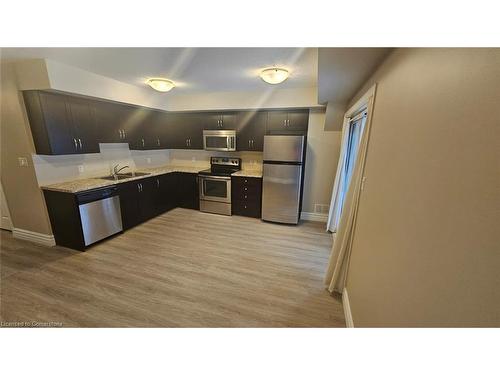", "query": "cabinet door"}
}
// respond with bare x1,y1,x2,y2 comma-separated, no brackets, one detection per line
67,97,100,153
286,110,309,133
236,111,266,151
151,111,169,150
177,173,199,210
93,100,124,143
266,111,288,134
138,177,157,221
167,113,204,149
124,106,154,150
38,91,78,155
202,113,222,130
156,173,178,213
221,113,238,129
118,181,141,230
